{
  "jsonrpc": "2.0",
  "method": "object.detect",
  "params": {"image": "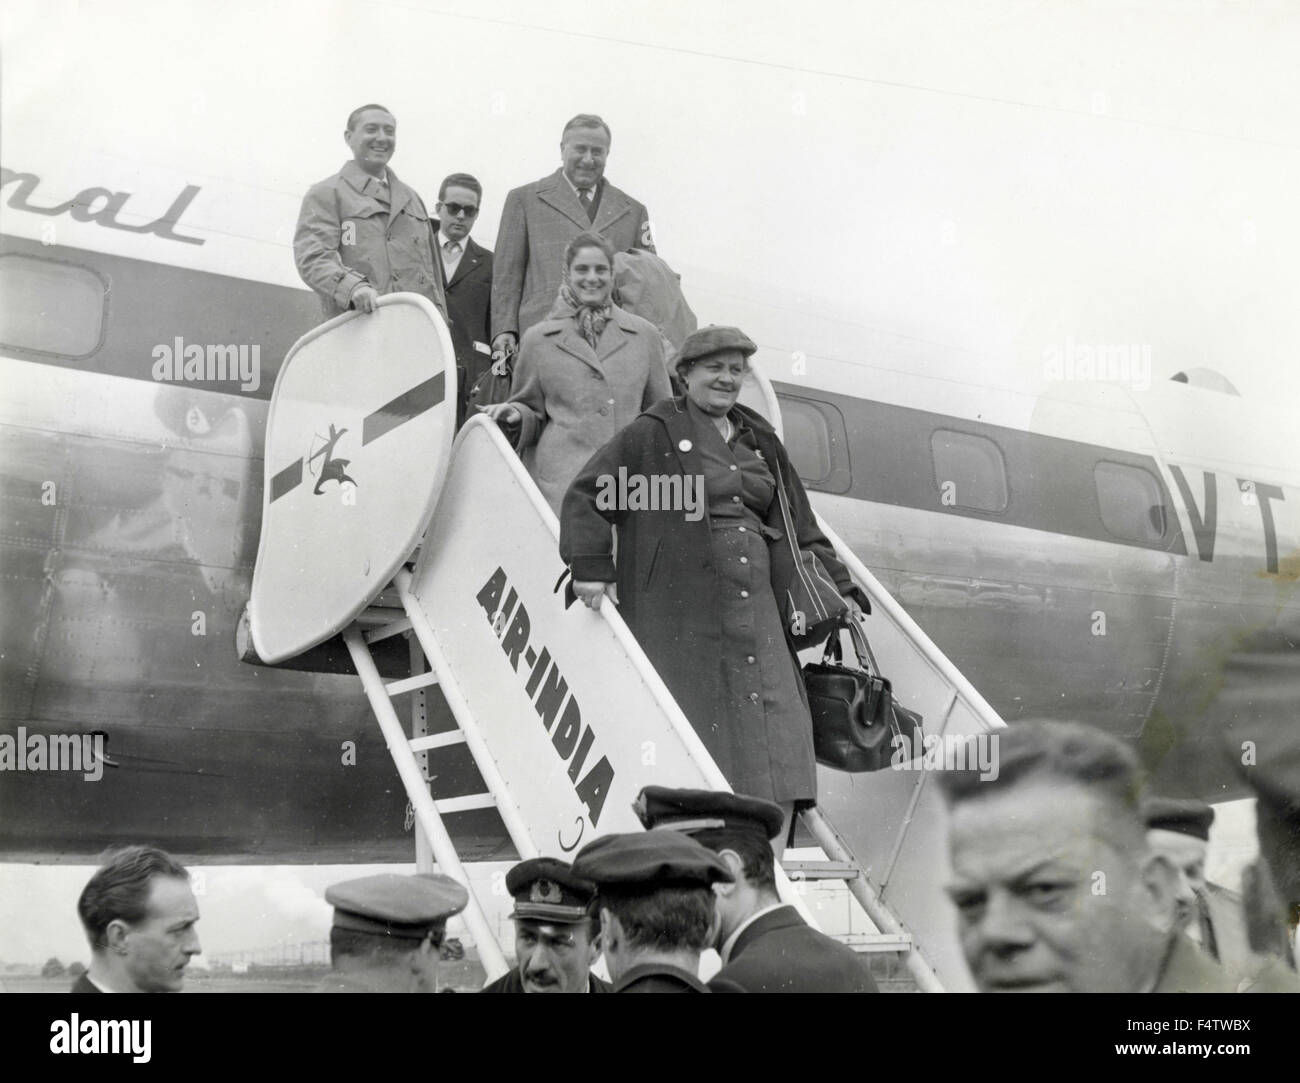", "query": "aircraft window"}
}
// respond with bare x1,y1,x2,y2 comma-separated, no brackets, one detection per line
930,430,1008,512
1094,461,1167,543
781,399,833,483
0,255,106,358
